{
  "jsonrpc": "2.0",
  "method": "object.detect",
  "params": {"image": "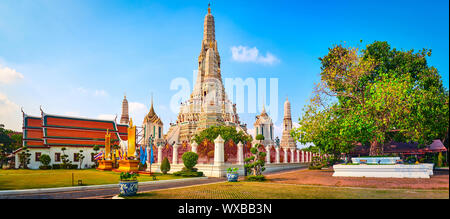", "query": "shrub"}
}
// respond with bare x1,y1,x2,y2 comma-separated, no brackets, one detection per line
437,152,443,167
173,170,203,177
39,165,51,170
309,155,337,170
246,175,266,181
52,164,61,169
405,156,417,164
244,144,266,176
39,154,51,166
138,162,147,171
160,157,171,174
120,172,139,181
255,134,265,141
182,152,198,170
